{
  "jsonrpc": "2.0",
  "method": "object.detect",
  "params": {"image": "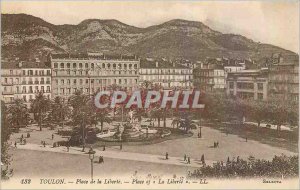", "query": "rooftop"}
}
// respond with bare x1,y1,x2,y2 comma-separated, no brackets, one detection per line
140,59,190,69
1,61,50,69
51,53,138,60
